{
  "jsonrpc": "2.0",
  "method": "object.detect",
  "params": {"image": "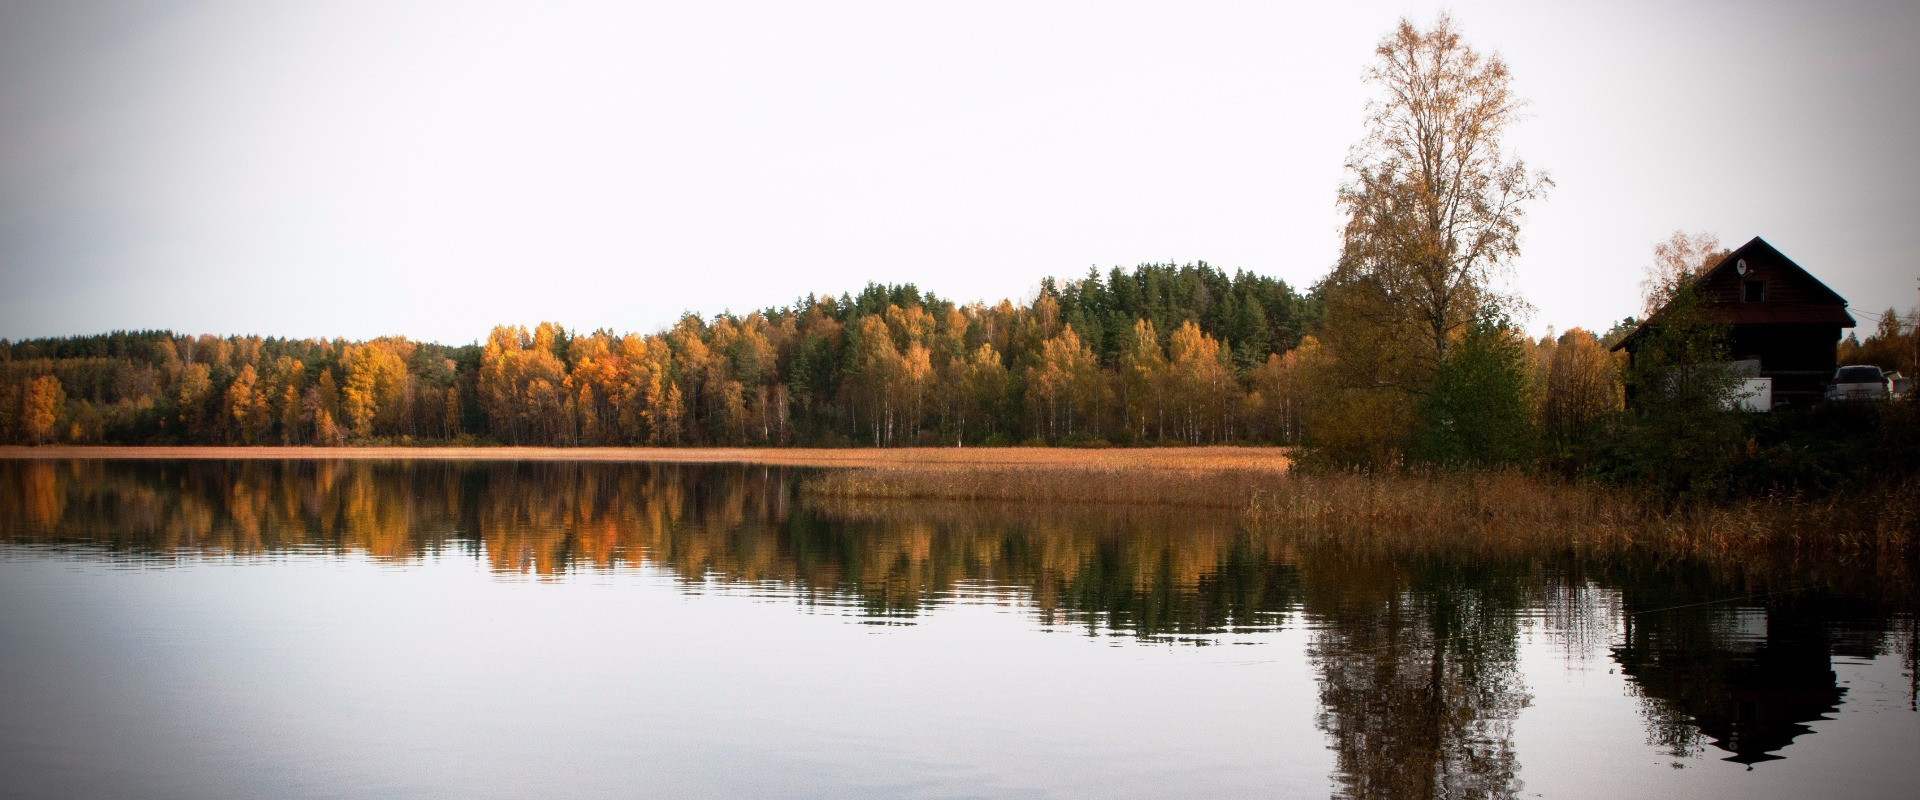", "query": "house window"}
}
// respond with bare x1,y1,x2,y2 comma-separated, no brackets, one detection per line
1743,280,1765,302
